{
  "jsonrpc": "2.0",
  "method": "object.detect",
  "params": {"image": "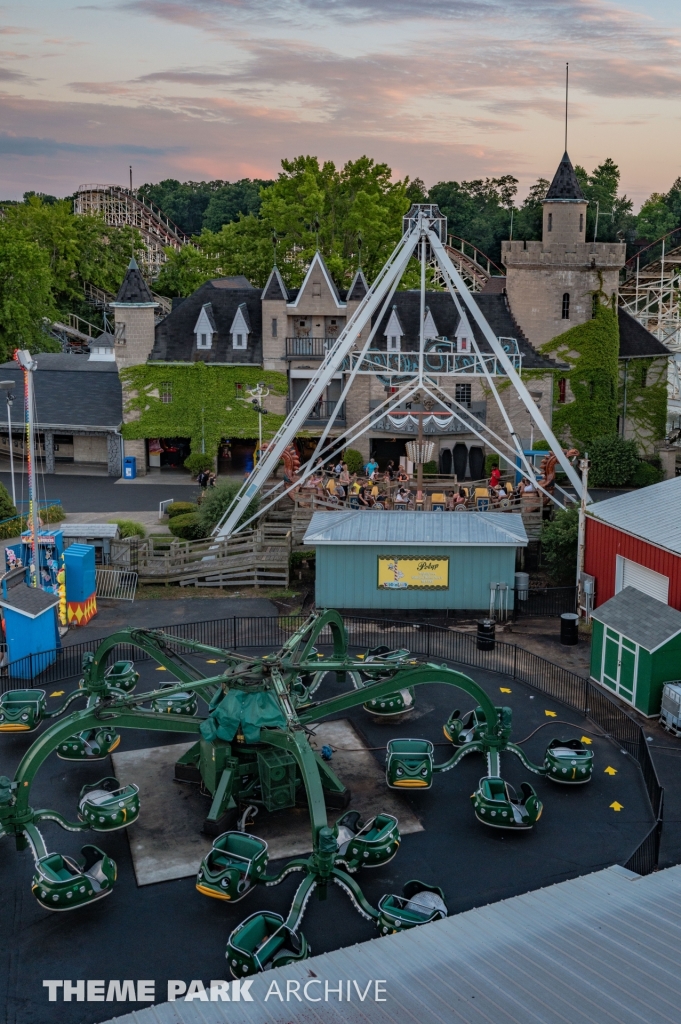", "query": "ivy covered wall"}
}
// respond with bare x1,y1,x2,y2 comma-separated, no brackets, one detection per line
540,303,620,447
120,362,288,458
619,357,668,453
